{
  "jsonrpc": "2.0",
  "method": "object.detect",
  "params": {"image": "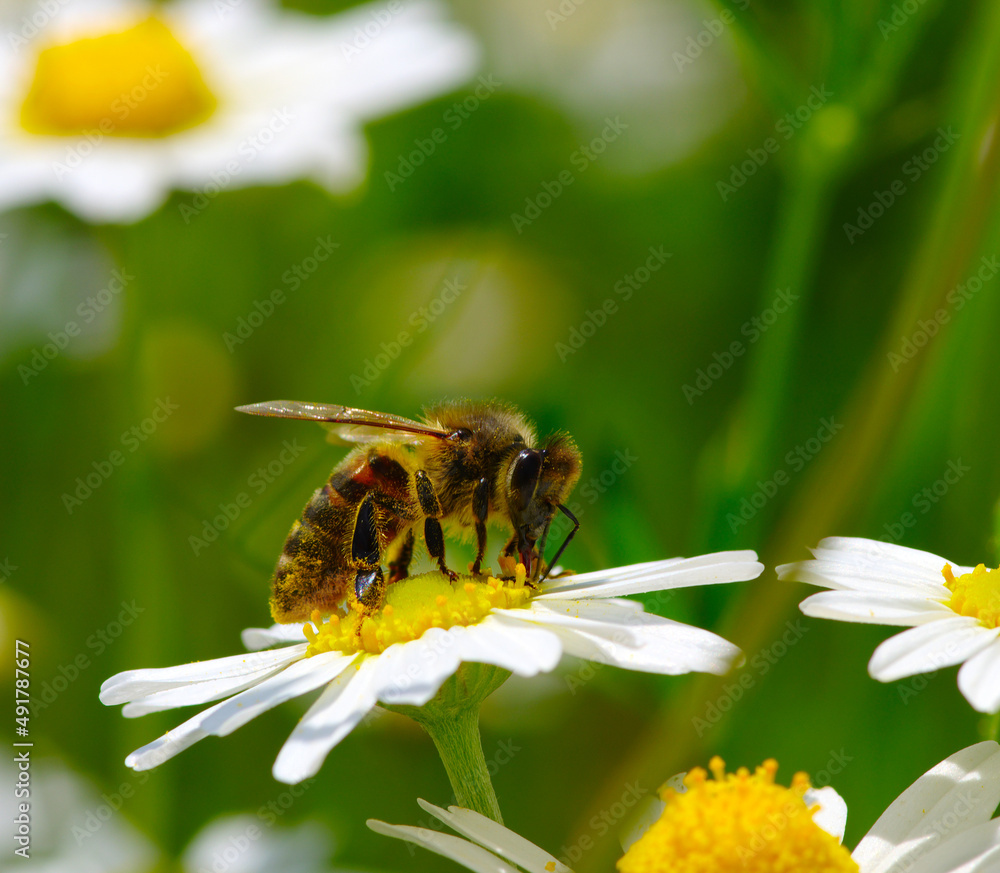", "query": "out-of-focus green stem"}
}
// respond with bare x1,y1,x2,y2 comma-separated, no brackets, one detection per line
982,711,1000,743
102,227,176,847
711,0,802,114
573,2,1000,868
698,106,856,547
